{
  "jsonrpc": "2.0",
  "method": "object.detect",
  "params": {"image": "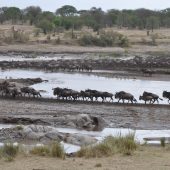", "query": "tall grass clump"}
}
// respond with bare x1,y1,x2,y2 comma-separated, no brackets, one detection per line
0,143,19,161
160,137,166,147
77,133,137,158
30,145,50,156
50,142,65,159
30,142,65,159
